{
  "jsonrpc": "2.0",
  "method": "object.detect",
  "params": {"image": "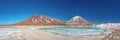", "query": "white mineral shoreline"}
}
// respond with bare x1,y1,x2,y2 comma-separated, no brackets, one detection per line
0,26,109,40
